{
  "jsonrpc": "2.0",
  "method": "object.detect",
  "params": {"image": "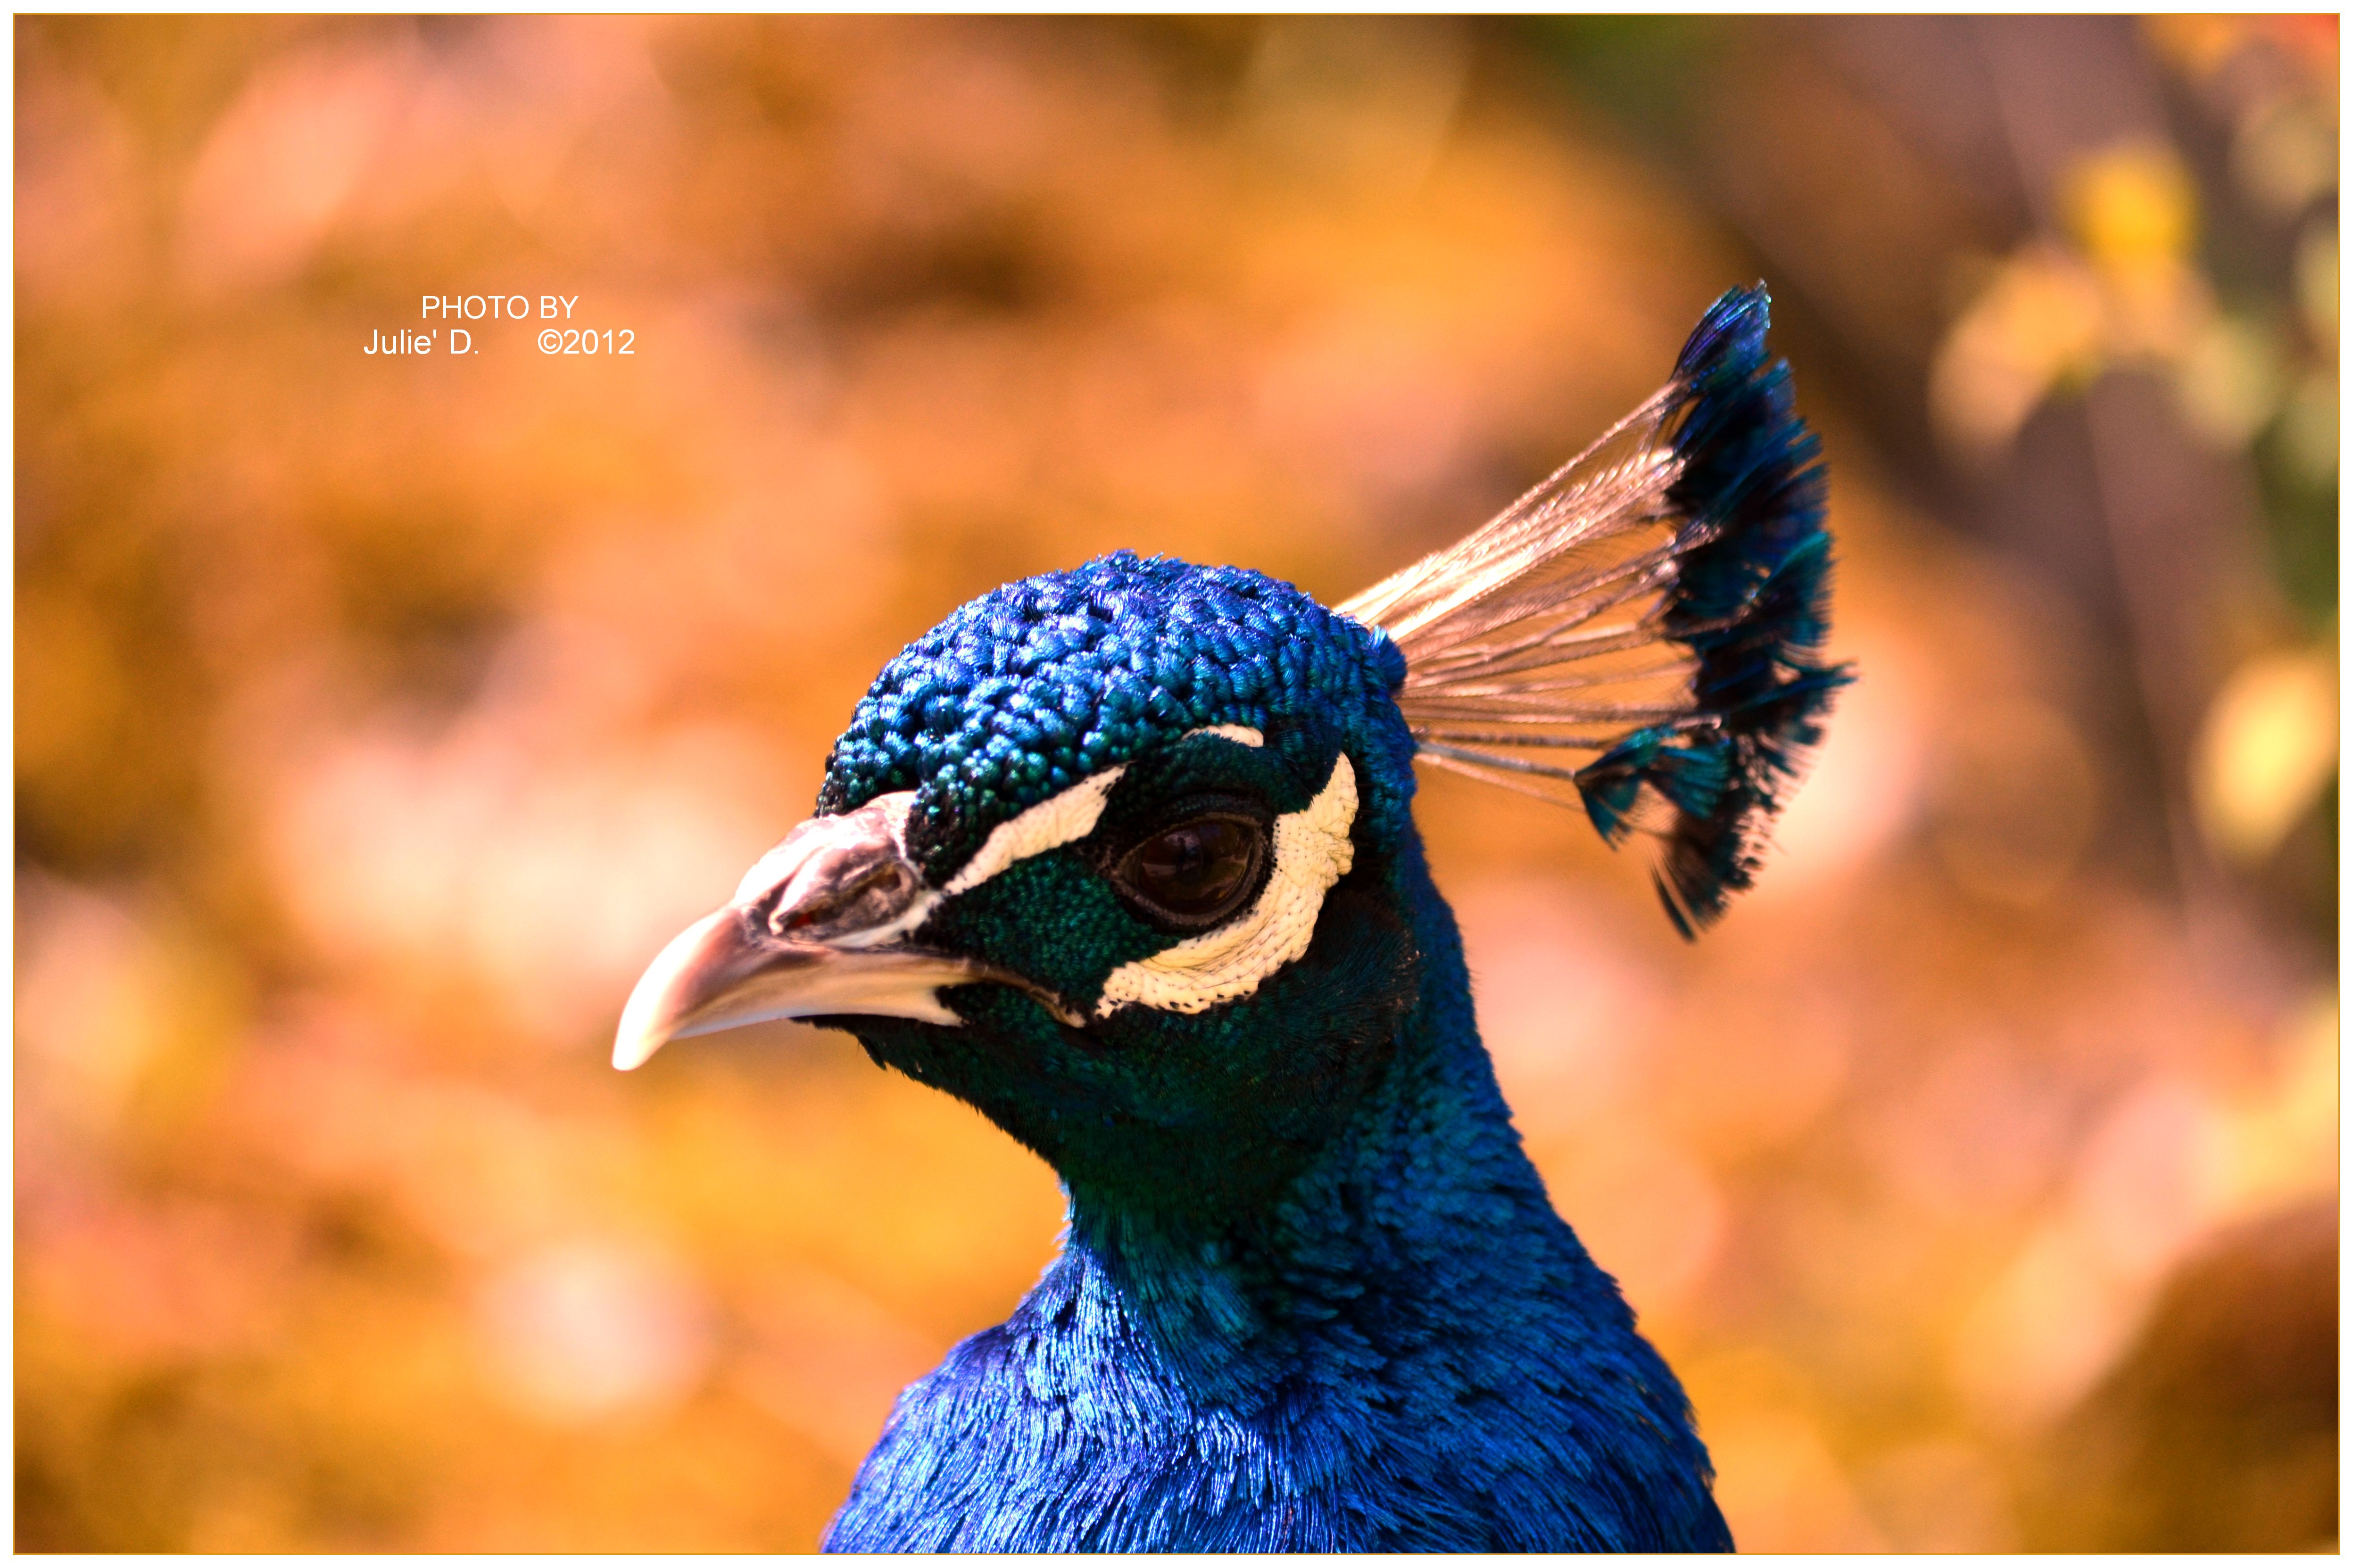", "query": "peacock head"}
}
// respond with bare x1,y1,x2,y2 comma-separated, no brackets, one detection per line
615,553,1431,1210
613,285,1848,1216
